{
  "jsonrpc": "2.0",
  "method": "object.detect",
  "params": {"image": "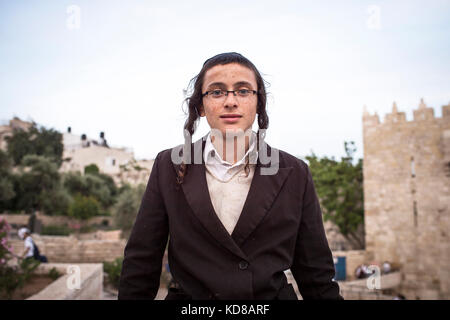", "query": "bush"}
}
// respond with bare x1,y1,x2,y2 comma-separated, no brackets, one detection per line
103,257,123,289
84,164,99,175
17,258,40,284
0,254,41,299
0,218,40,299
0,264,23,299
68,194,101,220
48,267,61,281
79,224,94,234
0,217,13,266
41,224,71,236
